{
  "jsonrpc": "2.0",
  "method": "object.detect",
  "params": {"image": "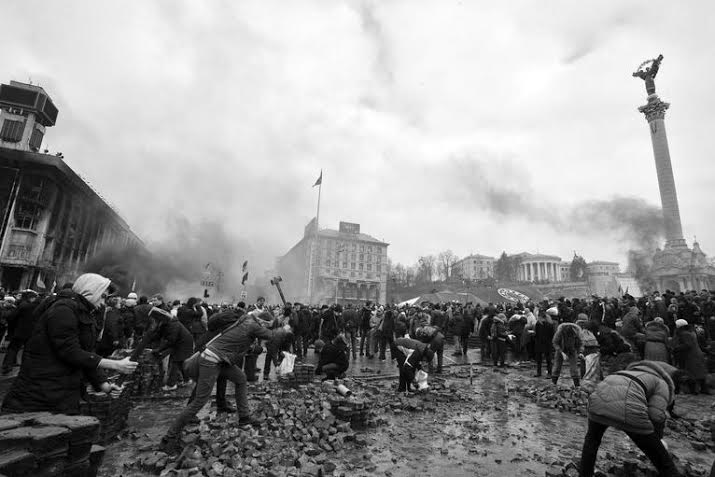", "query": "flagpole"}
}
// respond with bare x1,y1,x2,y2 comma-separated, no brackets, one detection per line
308,172,322,305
